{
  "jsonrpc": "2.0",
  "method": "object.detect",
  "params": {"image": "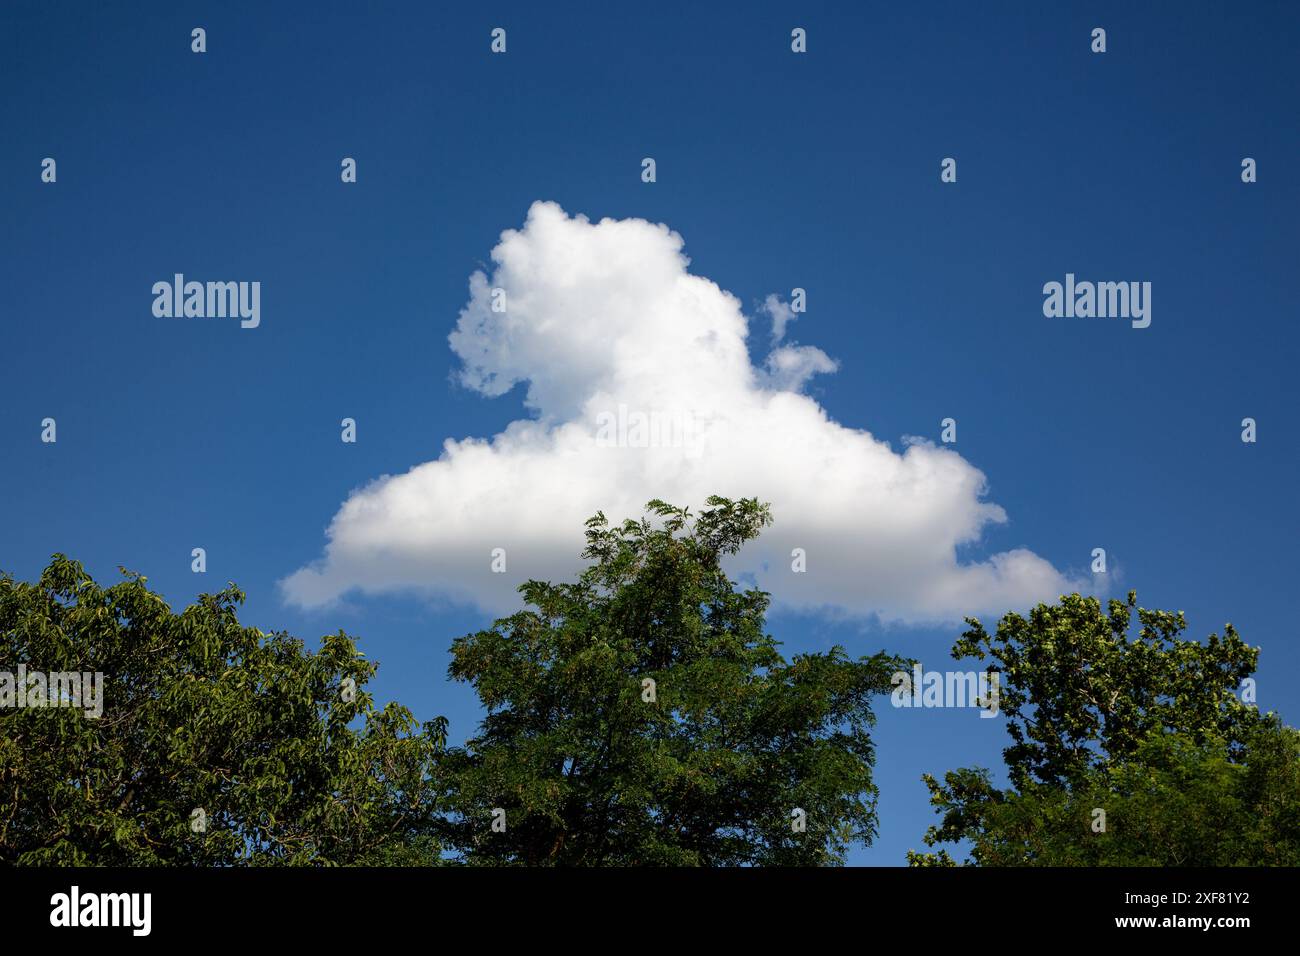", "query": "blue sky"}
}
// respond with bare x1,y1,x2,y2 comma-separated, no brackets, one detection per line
3,1,1297,864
